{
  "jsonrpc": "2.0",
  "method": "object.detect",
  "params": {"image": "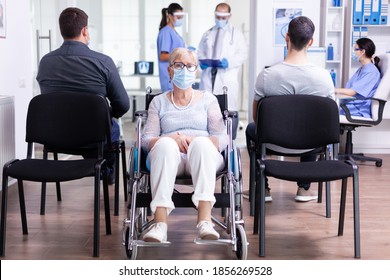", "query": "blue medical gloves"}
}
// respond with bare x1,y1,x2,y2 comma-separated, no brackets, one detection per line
187,46,196,51
200,63,209,70
218,58,229,69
